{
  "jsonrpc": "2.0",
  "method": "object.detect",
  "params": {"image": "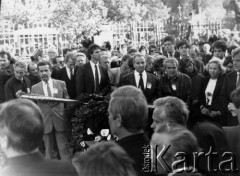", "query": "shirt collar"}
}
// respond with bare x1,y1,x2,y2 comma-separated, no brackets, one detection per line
134,70,147,76
90,60,99,67
42,78,53,85
14,76,24,82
